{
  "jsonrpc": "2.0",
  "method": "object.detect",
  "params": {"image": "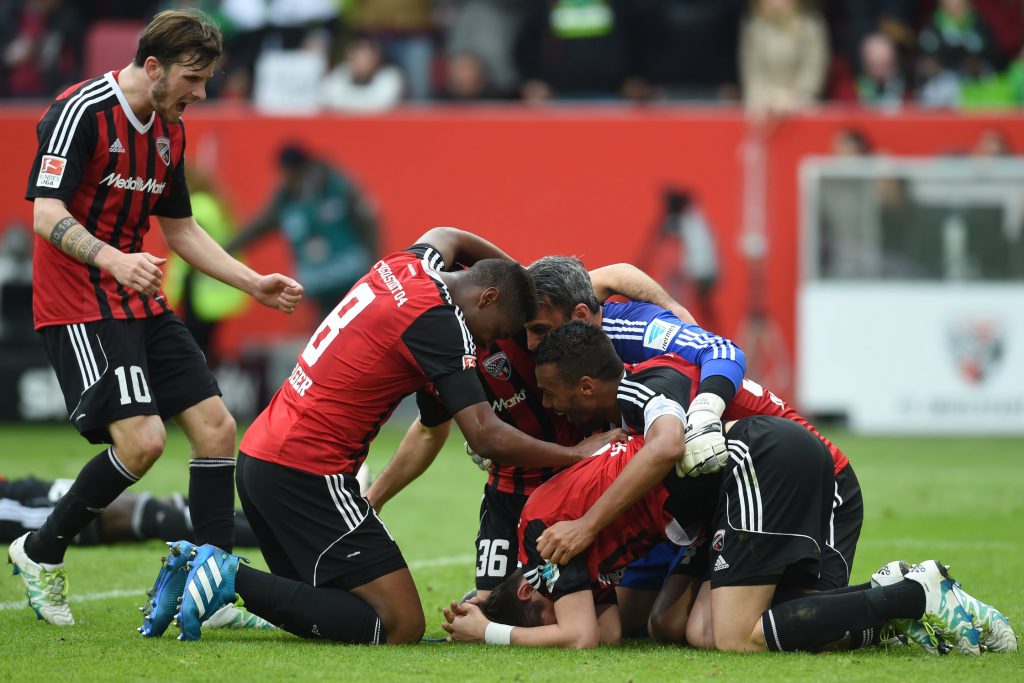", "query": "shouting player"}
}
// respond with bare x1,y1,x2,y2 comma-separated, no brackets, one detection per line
142,228,619,645
9,10,302,627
